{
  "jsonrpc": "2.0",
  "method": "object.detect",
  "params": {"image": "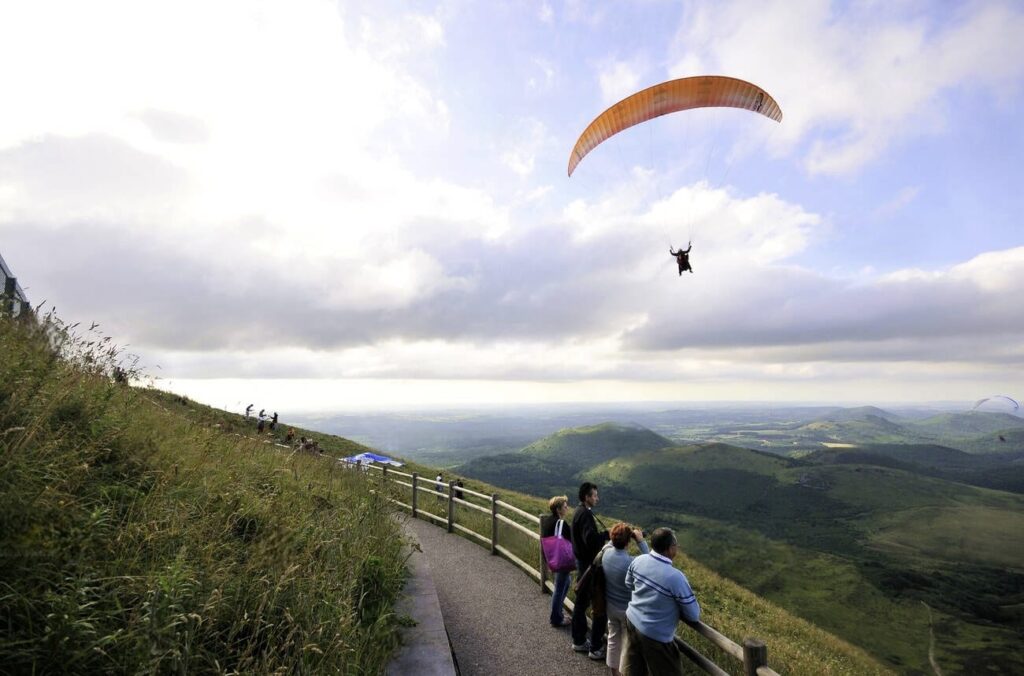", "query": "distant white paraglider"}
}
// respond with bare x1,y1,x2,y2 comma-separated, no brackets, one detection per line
972,395,1020,412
